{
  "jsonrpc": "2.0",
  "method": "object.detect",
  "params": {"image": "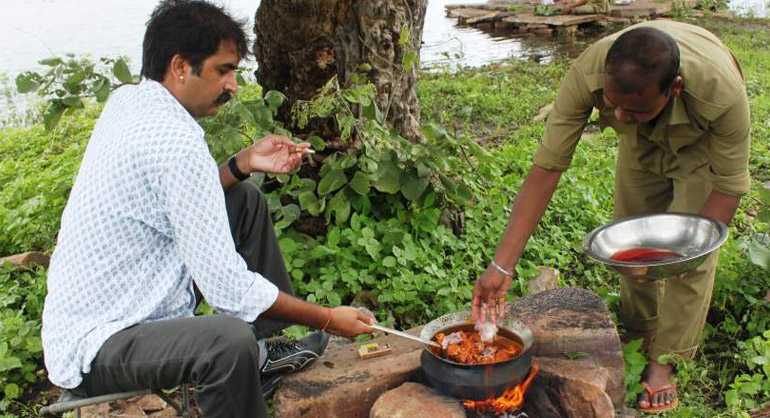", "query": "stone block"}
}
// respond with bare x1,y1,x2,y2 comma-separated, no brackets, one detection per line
273,331,423,418
537,357,615,418
369,382,465,418
509,287,625,408
0,251,50,268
